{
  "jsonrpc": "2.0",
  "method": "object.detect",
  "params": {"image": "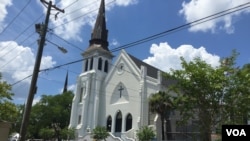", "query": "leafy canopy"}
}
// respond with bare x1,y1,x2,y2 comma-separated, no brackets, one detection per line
166,51,250,141
91,126,109,141
0,73,17,122
136,126,155,141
